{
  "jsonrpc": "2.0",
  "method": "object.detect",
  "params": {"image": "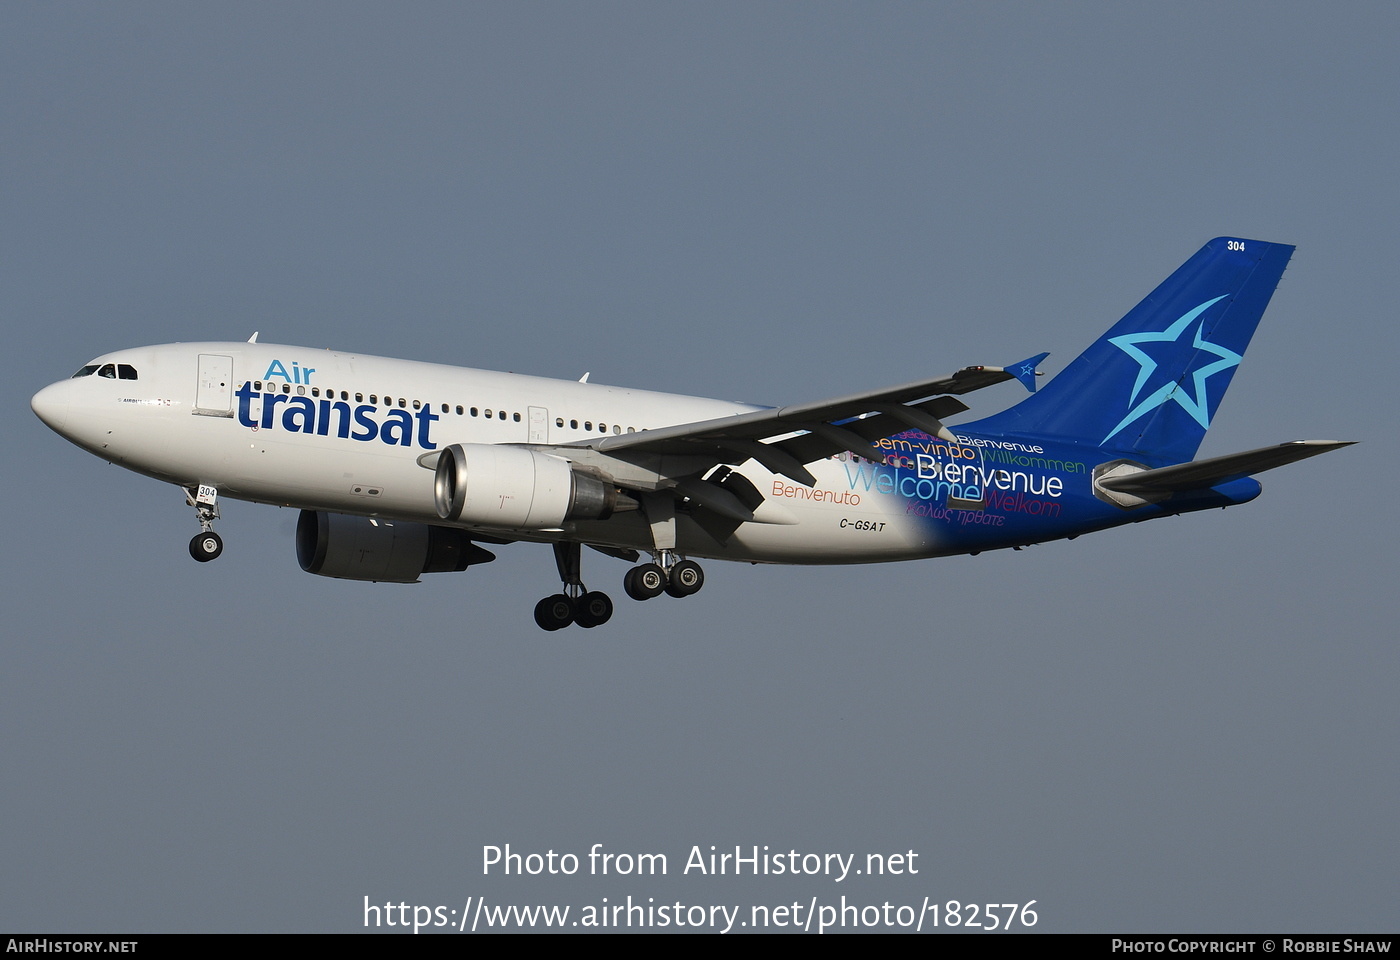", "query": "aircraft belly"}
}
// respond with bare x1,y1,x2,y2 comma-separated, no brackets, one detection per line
94,404,433,518
712,459,940,563
568,507,931,564
719,513,932,564
222,435,435,517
